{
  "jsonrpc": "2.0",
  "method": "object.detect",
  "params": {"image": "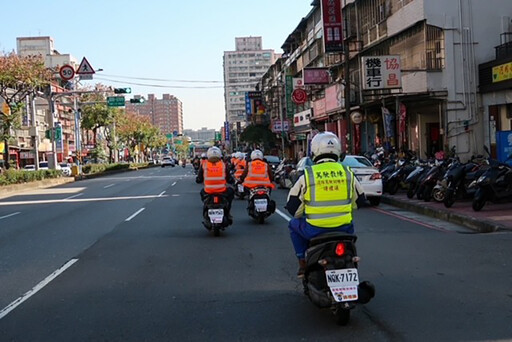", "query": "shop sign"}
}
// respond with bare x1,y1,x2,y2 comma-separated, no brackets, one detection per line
362,56,402,90
271,120,290,133
304,68,330,85
294,109,312,127
350,111,363,124
325,83,344,112
20,152,35,159
313,98,327,118
321,0,343,53
492,61,512,83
